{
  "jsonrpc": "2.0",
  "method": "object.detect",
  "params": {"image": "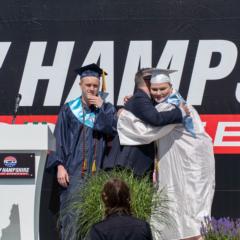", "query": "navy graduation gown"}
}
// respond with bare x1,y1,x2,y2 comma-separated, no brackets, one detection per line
47,97,117,177
103,89,182,177
46,97,117,240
